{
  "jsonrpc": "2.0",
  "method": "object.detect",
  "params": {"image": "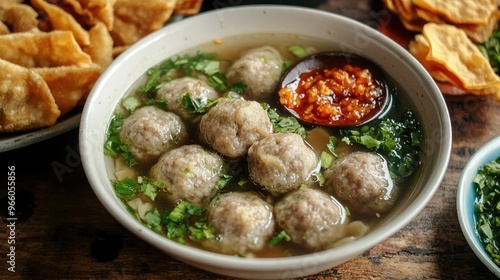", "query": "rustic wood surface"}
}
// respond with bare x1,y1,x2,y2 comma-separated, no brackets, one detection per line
1,0,500,279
